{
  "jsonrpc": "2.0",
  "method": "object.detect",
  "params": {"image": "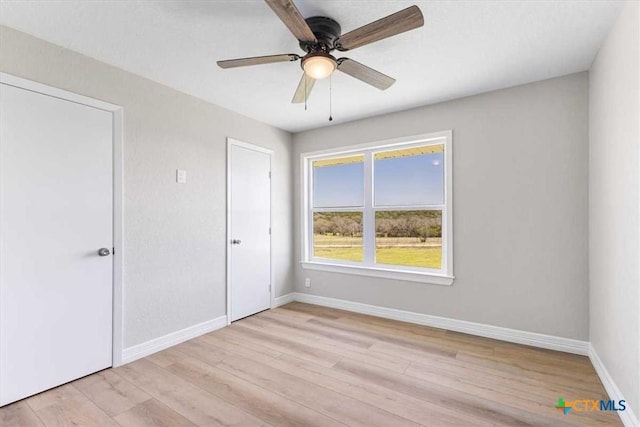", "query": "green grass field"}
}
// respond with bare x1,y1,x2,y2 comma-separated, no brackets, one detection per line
313,235,442,269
